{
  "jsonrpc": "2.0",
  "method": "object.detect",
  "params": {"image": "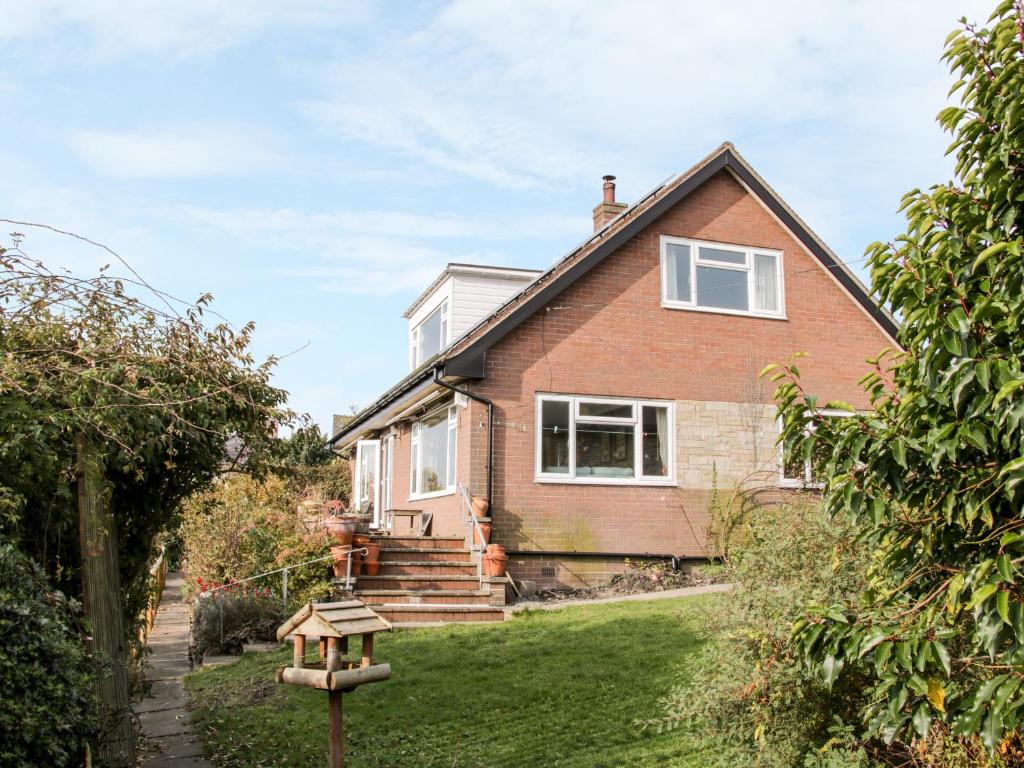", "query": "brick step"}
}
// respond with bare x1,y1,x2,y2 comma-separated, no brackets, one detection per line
376,561,477,576
355,589,492,606
379,547,472,563
371,535,465,550
373,604,505,624
354,574,481,591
